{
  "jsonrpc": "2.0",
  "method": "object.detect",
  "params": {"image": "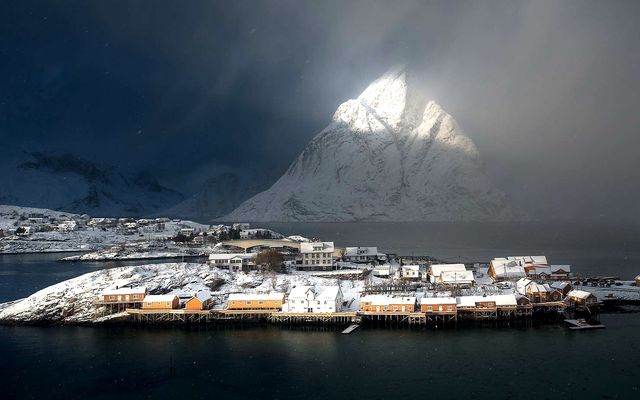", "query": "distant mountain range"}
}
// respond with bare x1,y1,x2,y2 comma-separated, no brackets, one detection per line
223,66,519,221
0,152,184,216
164,172,261,219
